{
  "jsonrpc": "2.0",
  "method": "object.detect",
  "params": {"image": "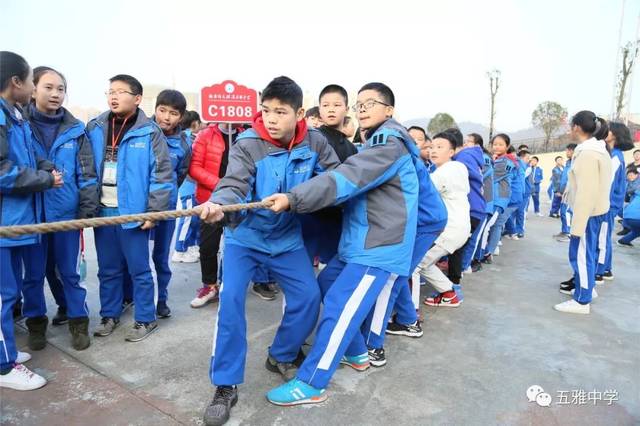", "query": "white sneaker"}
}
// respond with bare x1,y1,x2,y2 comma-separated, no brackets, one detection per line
190,285,219,308
0,363,47,390
493,247,500,256
171,251,186,263
463,266,472,274
187,246,201,259
181,249,200,263
16,351,31,364
554,299,590,315
536,213,544,217
506,234,519,240
498,241,503,246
